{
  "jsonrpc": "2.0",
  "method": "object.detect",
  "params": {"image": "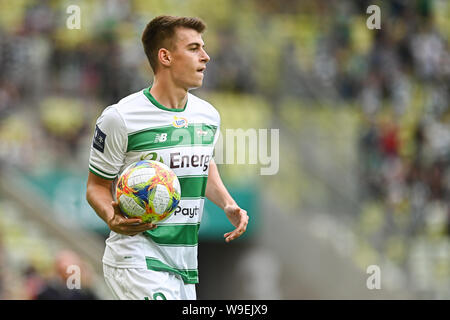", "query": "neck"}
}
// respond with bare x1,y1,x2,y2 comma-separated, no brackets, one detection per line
150,77,188,110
